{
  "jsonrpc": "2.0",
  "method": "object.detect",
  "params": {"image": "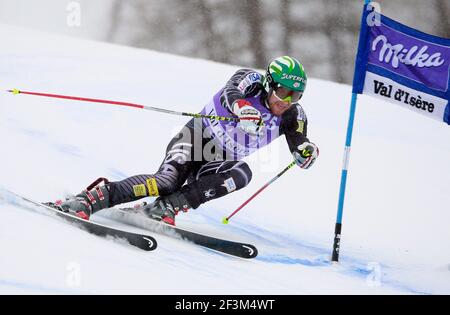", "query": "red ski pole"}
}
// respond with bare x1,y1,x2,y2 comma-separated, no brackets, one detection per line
222,161,297,224
7,88,239,122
